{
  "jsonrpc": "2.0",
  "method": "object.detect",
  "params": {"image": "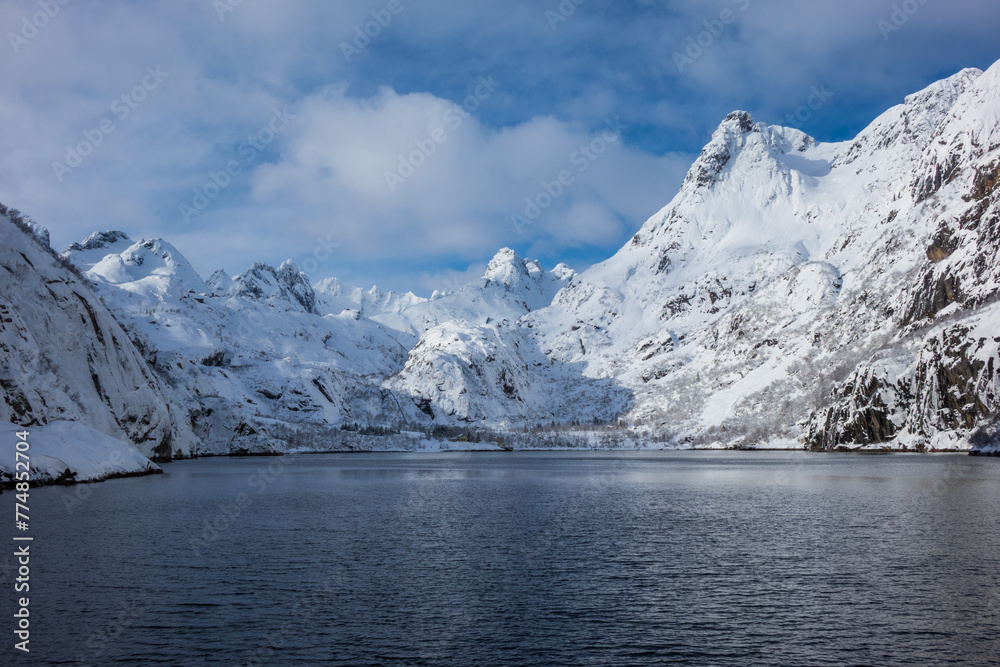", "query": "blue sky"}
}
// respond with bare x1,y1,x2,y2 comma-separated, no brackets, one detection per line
2,0,999,294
